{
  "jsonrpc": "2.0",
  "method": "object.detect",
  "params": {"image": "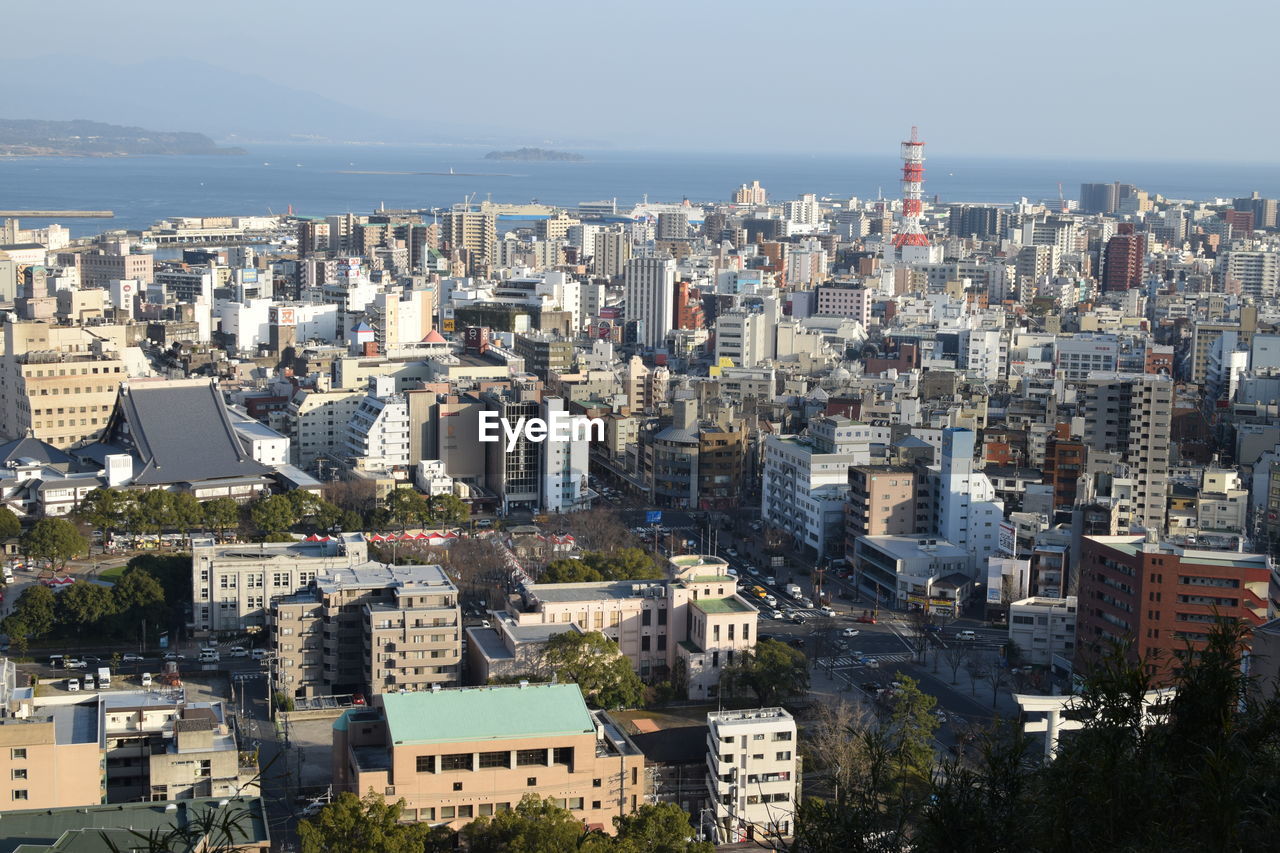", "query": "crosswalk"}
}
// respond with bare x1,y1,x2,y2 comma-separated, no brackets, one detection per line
820,653,910,668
